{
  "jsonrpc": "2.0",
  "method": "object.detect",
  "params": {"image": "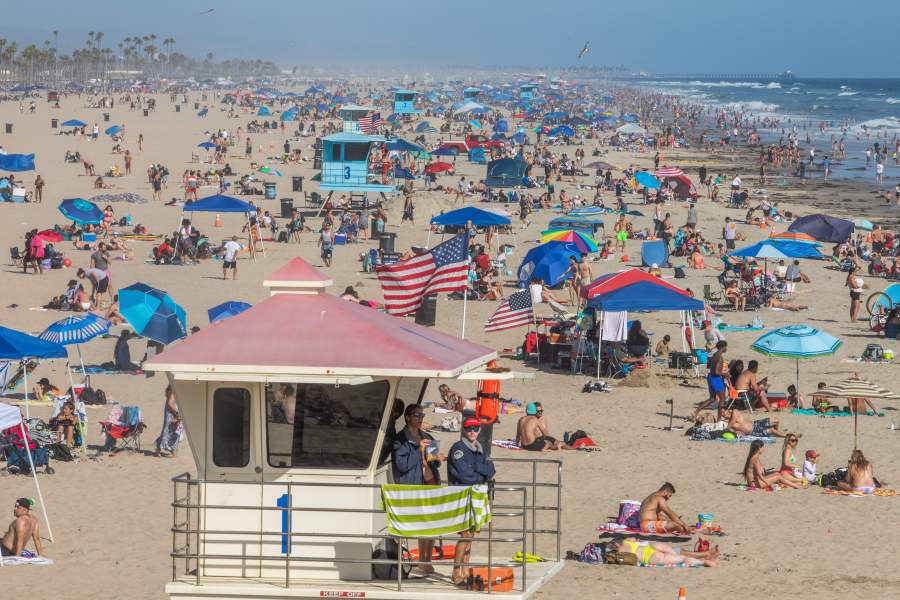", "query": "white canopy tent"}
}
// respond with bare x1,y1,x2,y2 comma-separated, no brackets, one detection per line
0,402,53,563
